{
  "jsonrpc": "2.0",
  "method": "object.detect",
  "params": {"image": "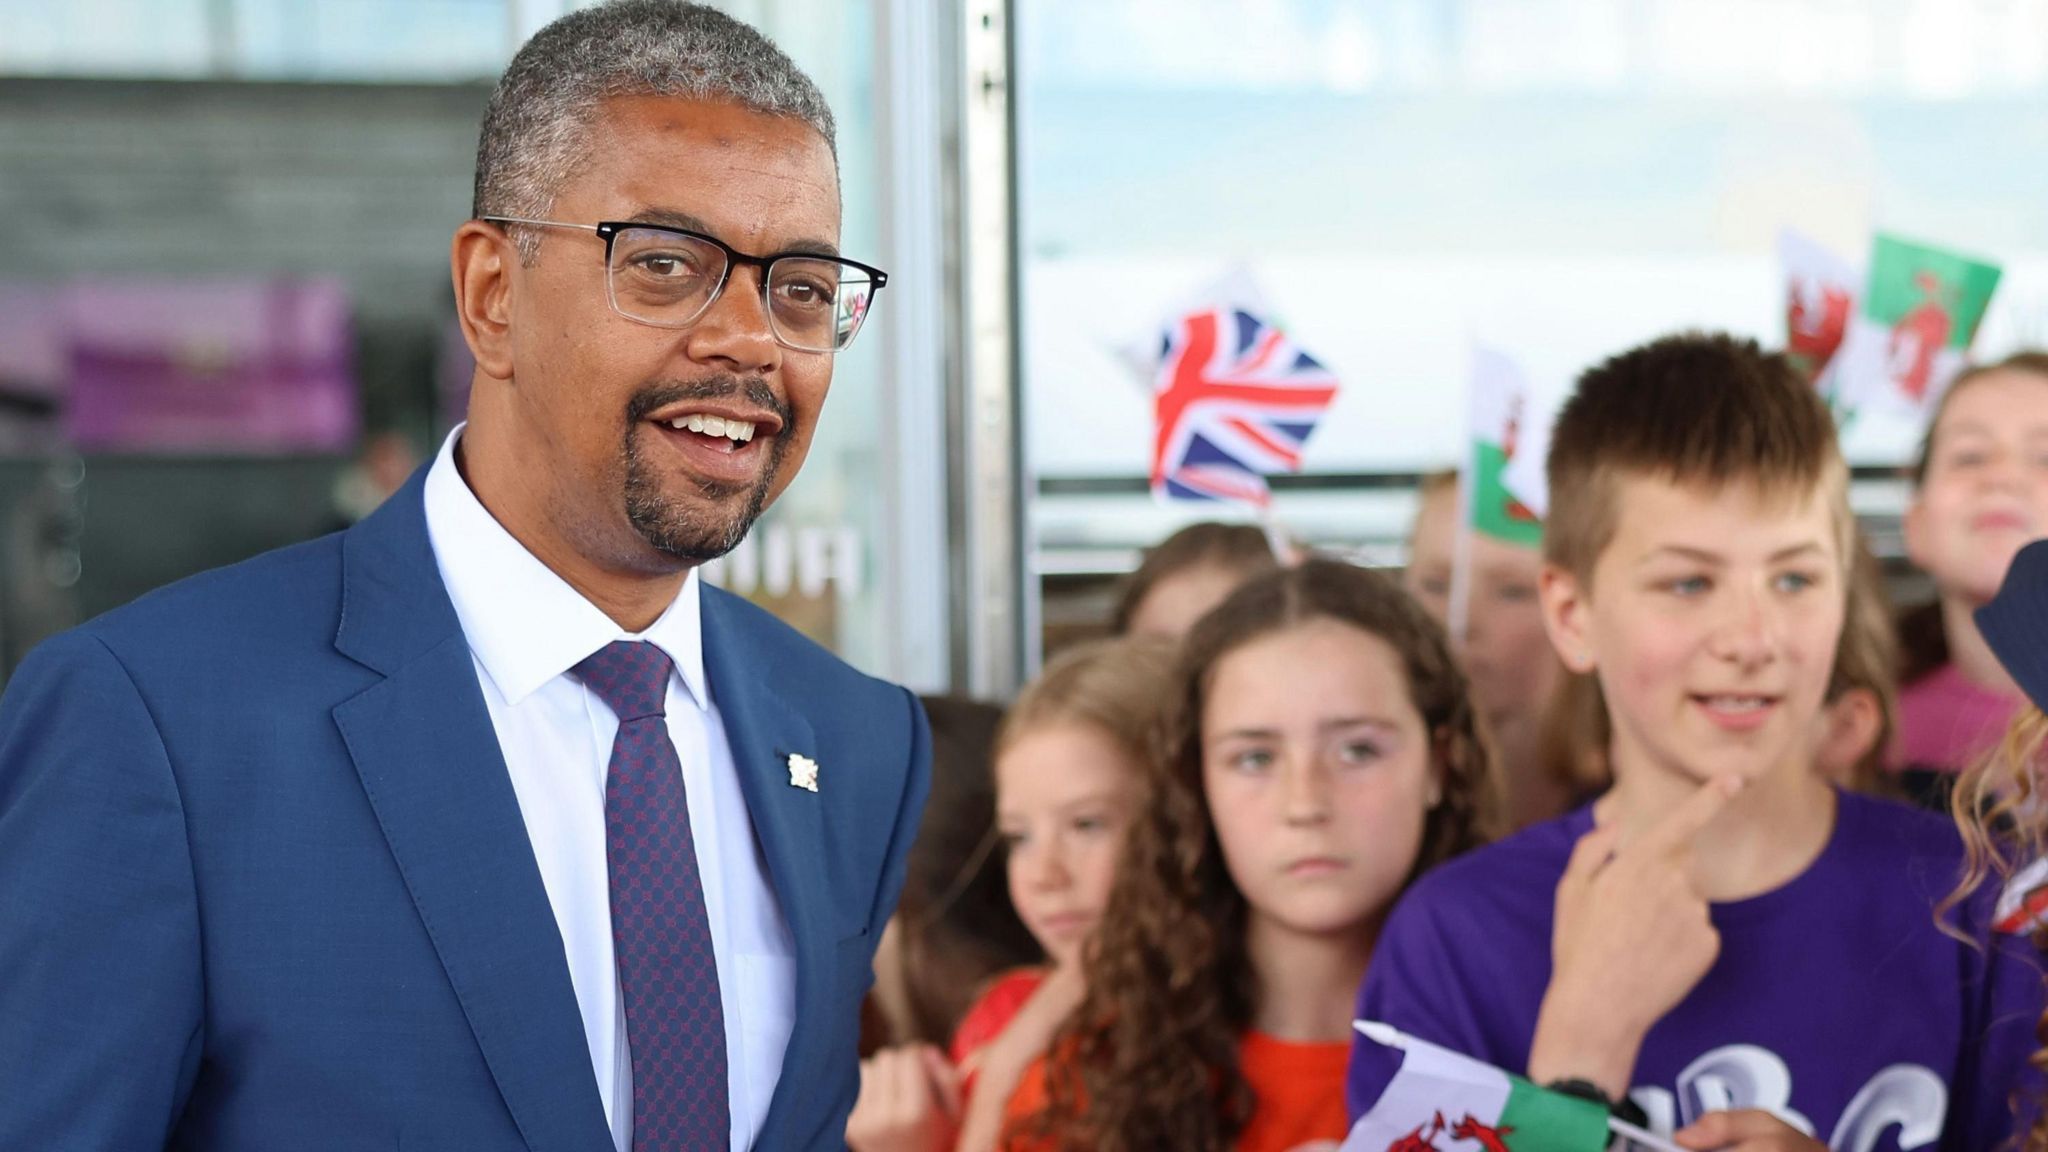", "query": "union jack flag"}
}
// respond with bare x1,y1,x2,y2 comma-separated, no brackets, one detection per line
1151,306,1340,506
